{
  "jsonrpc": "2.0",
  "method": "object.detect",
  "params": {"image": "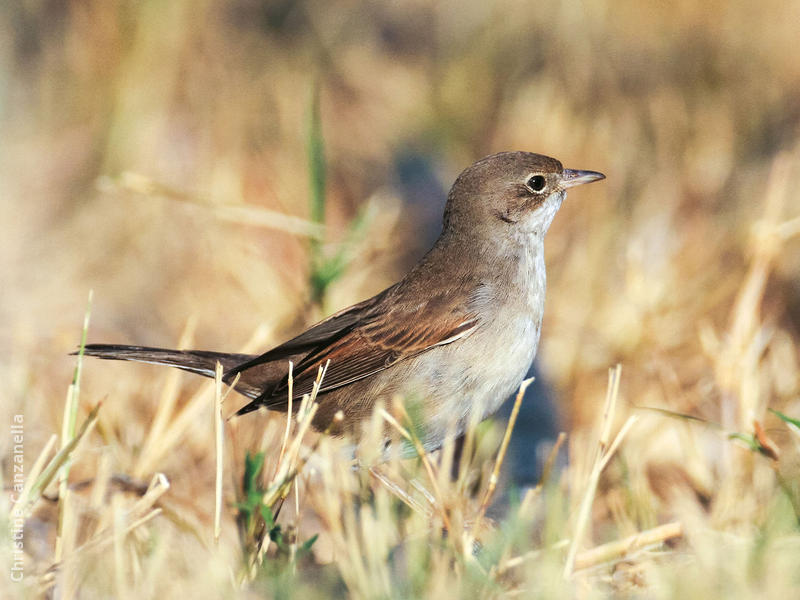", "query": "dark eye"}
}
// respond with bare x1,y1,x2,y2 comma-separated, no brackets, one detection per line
526,174,546,192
